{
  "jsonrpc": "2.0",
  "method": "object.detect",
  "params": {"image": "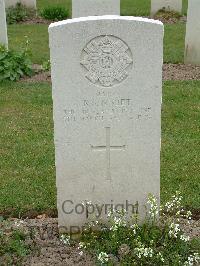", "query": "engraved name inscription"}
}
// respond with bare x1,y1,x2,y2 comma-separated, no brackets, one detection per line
63,91,152,124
